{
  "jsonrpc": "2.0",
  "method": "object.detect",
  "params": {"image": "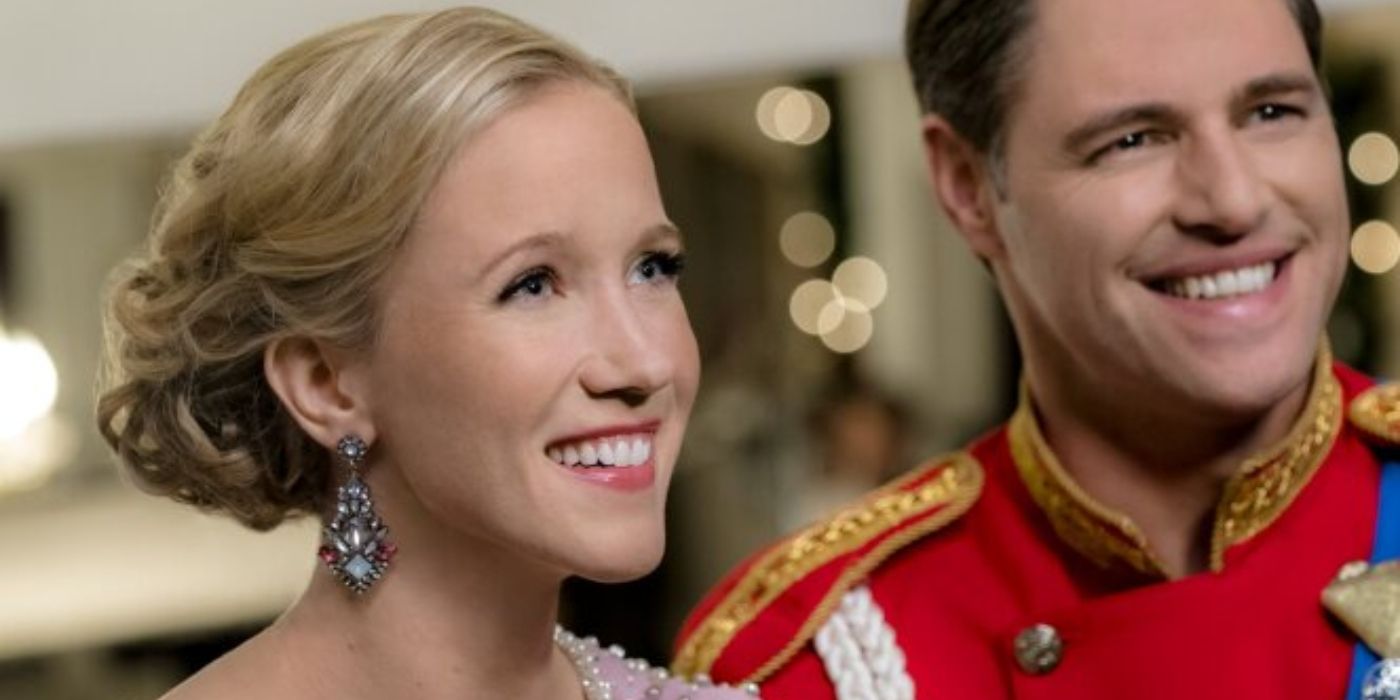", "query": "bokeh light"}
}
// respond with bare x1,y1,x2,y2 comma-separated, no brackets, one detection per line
790,279,841,335
0,331,59,440
1348,132,1400,186
756,86,831,146
779,212,837,268
1350,220,1400,275
819,298,874,354
832,256,889,309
